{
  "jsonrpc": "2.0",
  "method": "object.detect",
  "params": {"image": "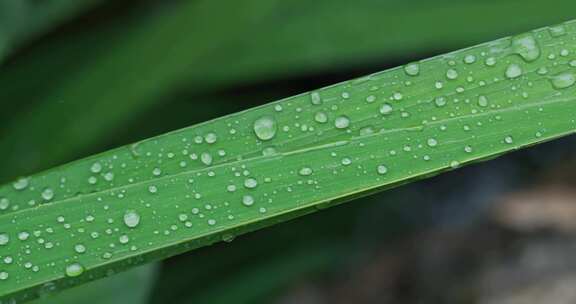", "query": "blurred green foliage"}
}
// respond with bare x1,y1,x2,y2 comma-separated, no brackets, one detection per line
1,0,575,303
28,265,158,304
0,0,103,62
